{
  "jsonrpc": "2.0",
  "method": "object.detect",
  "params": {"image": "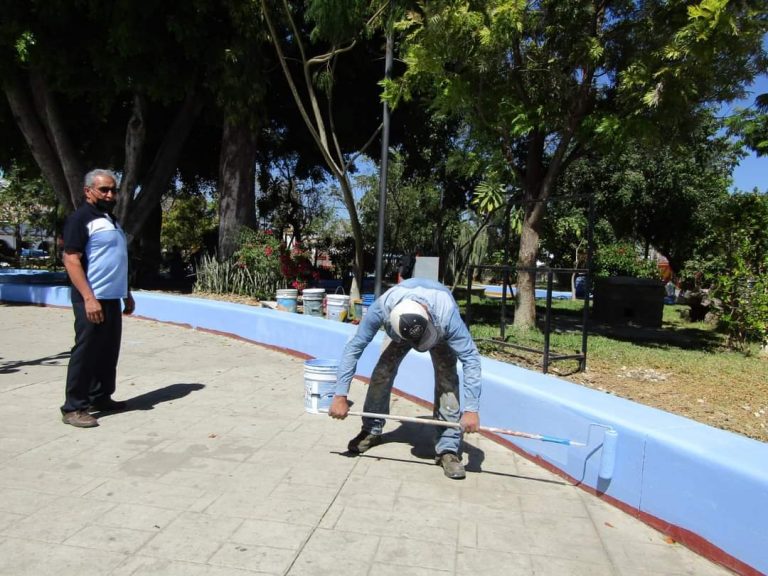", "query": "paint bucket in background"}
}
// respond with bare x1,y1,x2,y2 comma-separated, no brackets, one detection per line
361,293,375,318
276,288,298,312
304,358,338,413
302,288,325,317
326,294,350,322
